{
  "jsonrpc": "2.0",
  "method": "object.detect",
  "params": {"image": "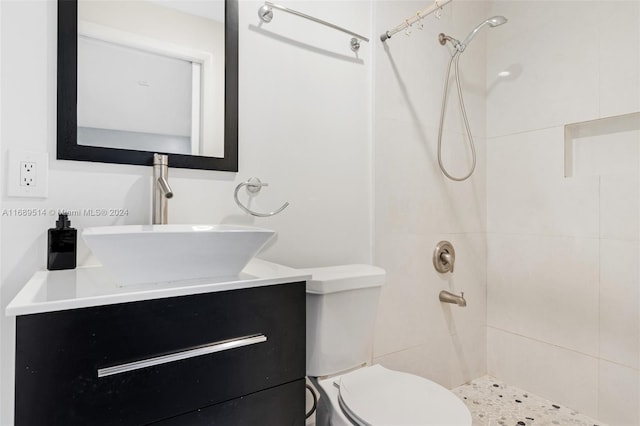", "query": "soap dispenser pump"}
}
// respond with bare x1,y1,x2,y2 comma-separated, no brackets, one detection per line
47,213,77,270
